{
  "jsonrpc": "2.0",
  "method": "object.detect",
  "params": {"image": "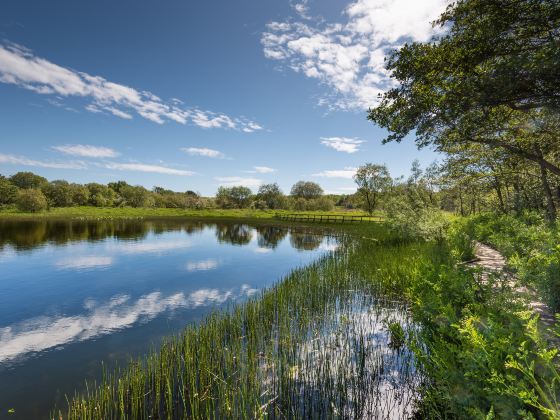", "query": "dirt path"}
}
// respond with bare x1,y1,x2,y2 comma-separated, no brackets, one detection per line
471,242,557,331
